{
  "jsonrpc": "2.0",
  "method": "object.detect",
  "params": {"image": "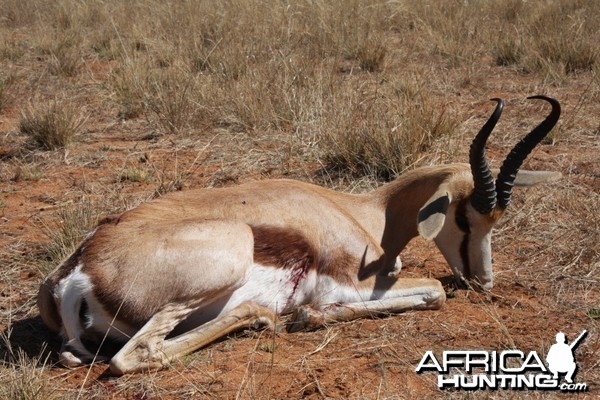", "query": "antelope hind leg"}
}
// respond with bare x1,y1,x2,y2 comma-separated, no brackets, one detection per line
109,301,275,375
288,278,445,332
